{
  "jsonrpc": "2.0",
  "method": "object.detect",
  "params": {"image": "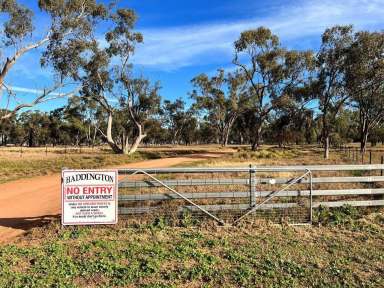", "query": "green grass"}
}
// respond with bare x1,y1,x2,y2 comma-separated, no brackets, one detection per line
0,151,162,183
0,212,383,287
